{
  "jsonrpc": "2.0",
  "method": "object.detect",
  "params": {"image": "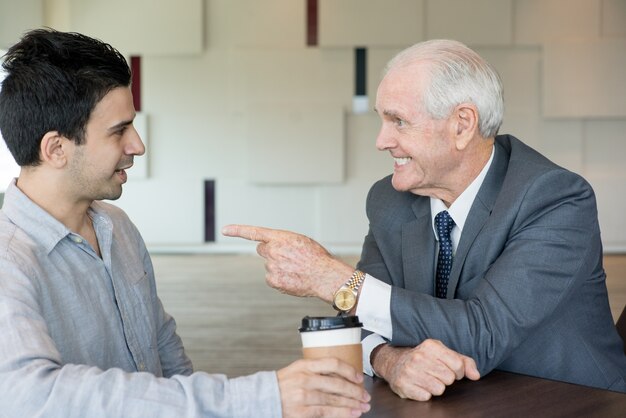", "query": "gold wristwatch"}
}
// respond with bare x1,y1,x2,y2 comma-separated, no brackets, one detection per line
332,270,366,314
